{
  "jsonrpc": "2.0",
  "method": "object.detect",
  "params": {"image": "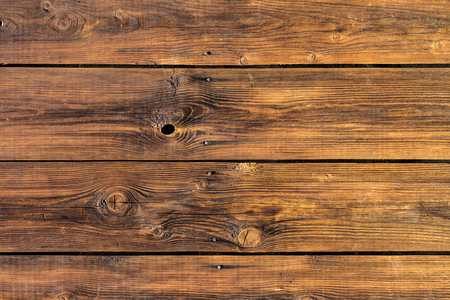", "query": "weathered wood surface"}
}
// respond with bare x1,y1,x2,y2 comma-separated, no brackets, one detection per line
1,255,450,299
0,0,449,65
2,162,450,252
2,67,450,160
